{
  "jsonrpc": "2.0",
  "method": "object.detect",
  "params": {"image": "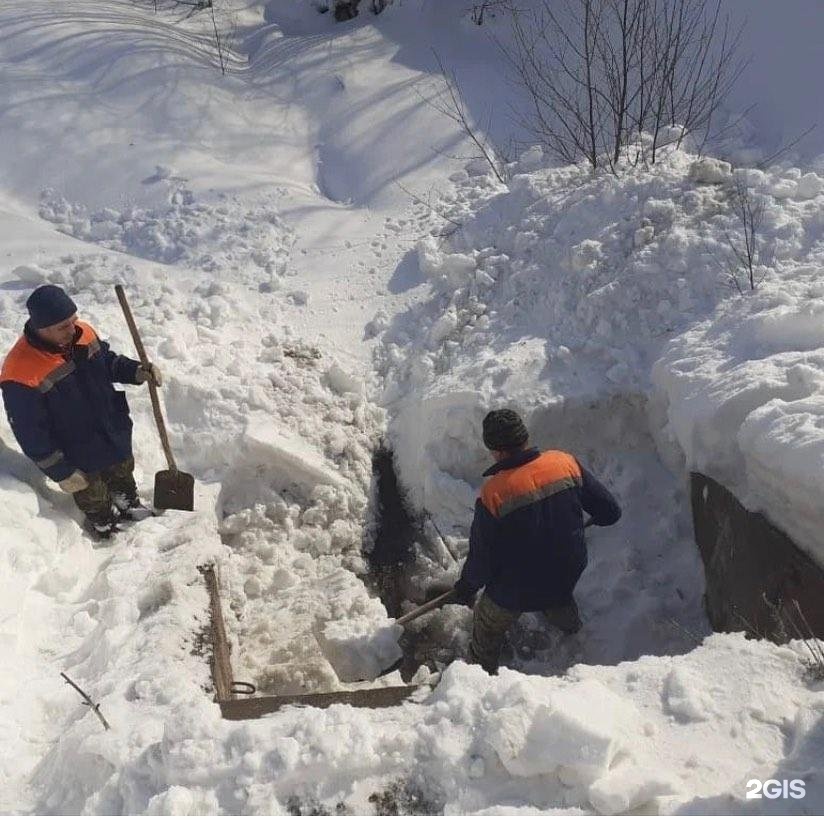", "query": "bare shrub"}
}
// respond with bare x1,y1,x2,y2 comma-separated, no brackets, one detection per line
502,0,747,172
722,174,765,293
420,51,510,184
762,596,824,681
470,0,512,24
141,0,234,75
